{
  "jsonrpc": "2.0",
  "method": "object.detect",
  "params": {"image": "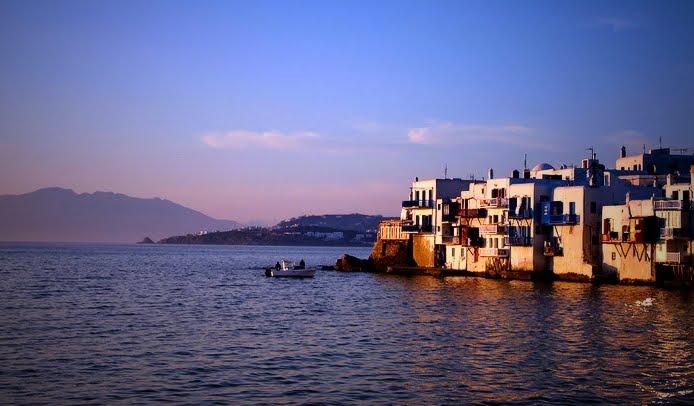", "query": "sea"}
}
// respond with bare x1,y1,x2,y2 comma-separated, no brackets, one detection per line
1,242,693,405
